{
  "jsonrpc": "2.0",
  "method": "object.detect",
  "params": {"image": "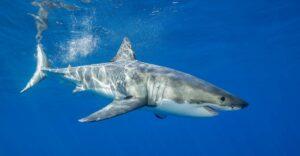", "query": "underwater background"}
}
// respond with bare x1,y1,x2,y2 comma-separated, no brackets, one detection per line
0,0,299,155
